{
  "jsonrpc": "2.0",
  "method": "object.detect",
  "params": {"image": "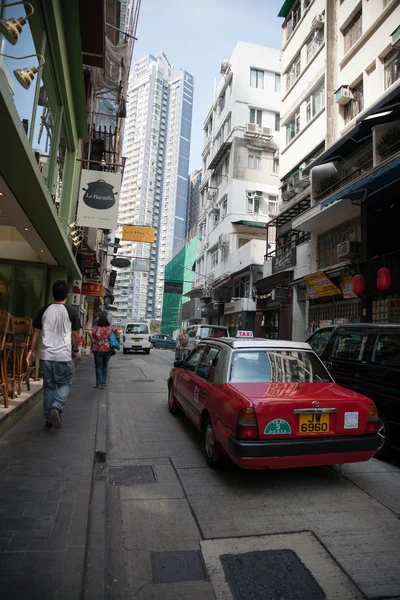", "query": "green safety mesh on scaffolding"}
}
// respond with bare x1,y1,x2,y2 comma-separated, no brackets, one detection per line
161,237,198,338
